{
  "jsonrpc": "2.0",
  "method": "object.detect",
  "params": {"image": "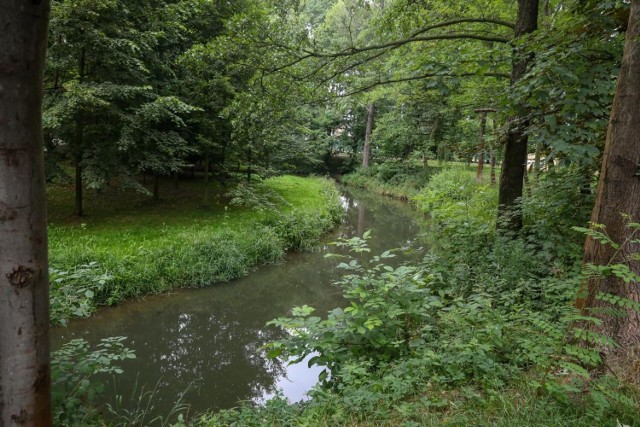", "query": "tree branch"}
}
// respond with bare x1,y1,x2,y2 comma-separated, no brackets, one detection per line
302,33,511,59
325,71,510,99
